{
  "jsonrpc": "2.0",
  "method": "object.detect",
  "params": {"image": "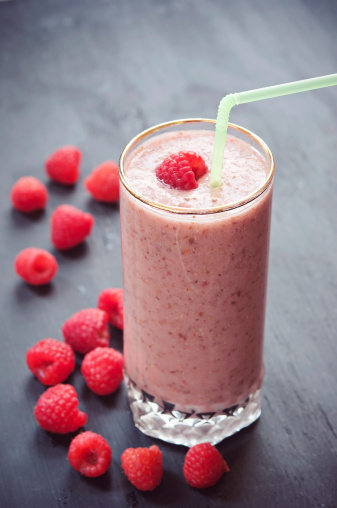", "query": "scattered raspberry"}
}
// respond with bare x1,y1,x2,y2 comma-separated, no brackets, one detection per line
45,146,81,185
81,347,124,395
97,288,123,330
84,161,120,203
155,151,207,190
15,247,58,285
10,176,48,213
68,431,112,477
51,204,94,250
34,384,87,434
26,338,75,385
62,308,110,354
121,445,163,491
183,443,229,488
